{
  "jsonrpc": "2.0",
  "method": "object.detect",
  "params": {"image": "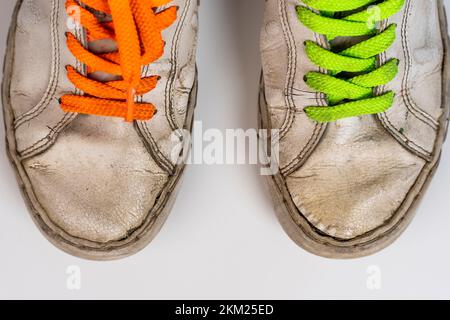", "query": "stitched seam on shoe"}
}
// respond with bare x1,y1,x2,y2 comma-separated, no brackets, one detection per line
377,46,432,159
165,0,191,131
137,1,192,174
400,0,440,129
280,29,328,175
378,109,433,160
140,122,175,174
281,120,323,175
376,1,435,159
19,112,75,159
17,11,86,158
278,0,296,138
13,0,60,129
